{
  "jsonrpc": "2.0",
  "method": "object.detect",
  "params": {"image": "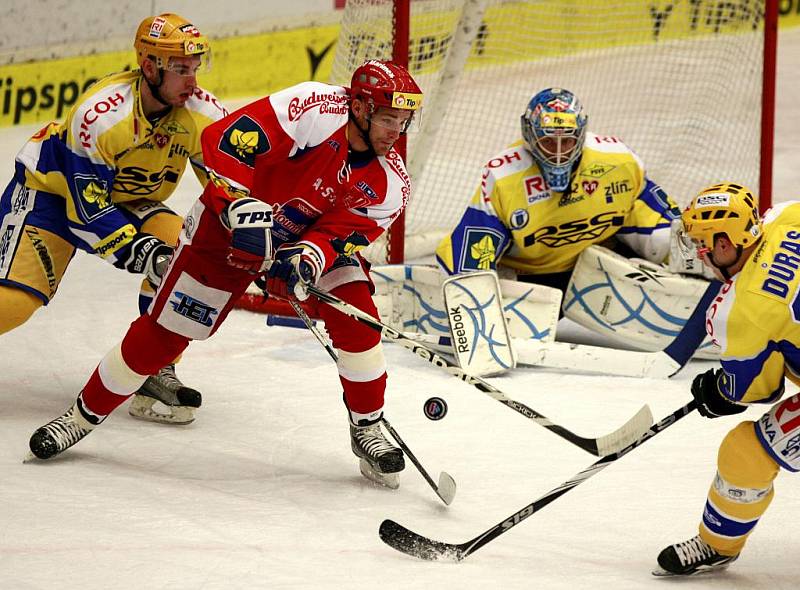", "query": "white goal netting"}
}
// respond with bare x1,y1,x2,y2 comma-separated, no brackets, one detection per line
331,0,770,262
